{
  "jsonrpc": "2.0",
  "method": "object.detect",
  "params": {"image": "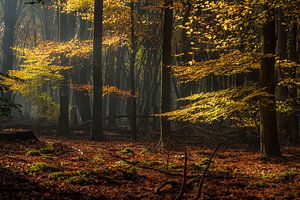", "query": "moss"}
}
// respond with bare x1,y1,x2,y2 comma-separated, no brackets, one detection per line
108,163,139,181
42,155,56,160
122,167,138,180
111,162,130,169
39,144,54,154
254,181,268,188
191,157,214,171
176,169,184,173
29,162,60,173
139,160,161,167
281,170,297,181
49,172,67,181
67,175,89,185
120,147,135,156
247,181,268,189
26,149,41,156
